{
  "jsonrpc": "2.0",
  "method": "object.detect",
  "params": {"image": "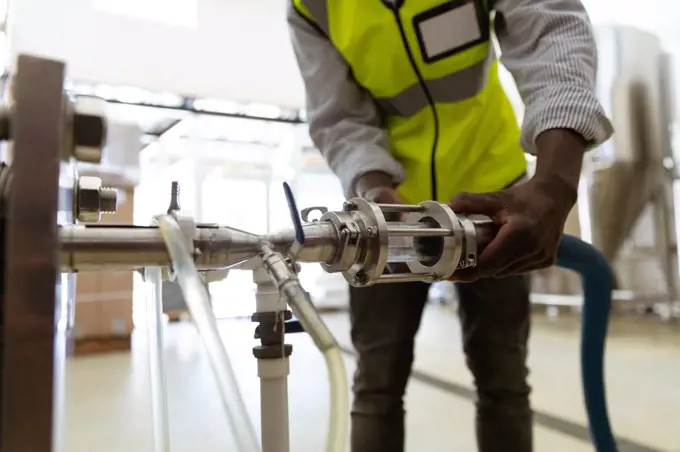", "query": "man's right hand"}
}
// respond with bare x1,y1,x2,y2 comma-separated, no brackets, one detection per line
363,186,402,204
354,171,402,205
354,171,410,275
